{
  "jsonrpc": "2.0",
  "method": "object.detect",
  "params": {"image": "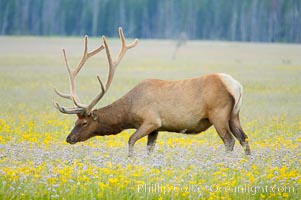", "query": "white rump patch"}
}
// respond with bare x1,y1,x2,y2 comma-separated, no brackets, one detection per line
218,73,243,115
